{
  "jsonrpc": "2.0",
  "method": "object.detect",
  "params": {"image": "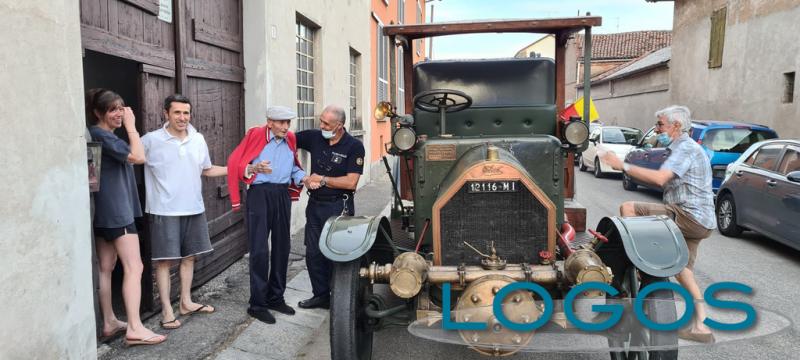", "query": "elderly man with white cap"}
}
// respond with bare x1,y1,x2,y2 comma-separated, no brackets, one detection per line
227,105,307,324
